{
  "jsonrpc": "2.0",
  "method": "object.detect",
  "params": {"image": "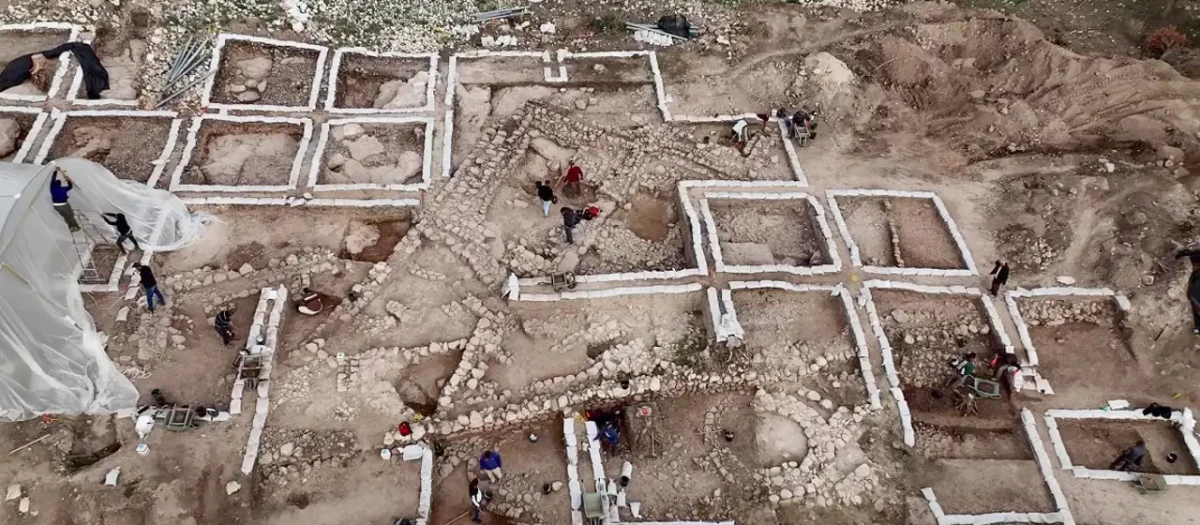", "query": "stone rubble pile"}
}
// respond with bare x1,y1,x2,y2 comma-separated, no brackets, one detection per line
887,308,994,387
752,390,879,509
1021,299,1114,327
259,429,359,486
110,310,193,366
166,248,337,295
